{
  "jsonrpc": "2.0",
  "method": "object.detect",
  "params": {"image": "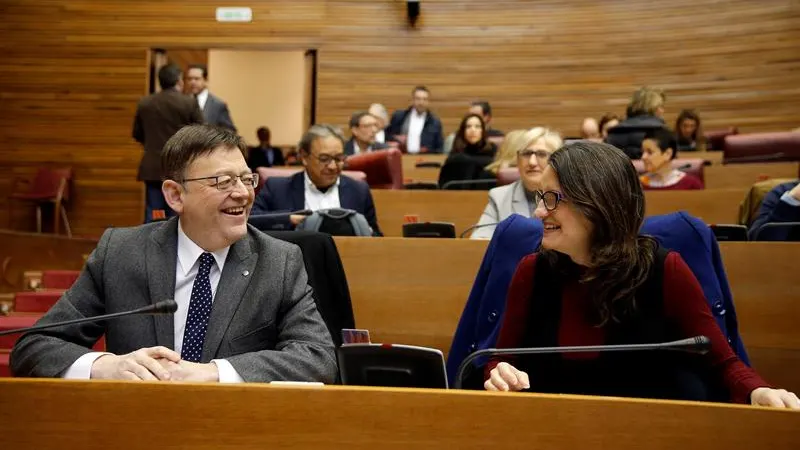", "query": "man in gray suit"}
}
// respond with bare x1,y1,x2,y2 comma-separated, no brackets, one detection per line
187,64,236,131
11,125,337,383
133,63,204,223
